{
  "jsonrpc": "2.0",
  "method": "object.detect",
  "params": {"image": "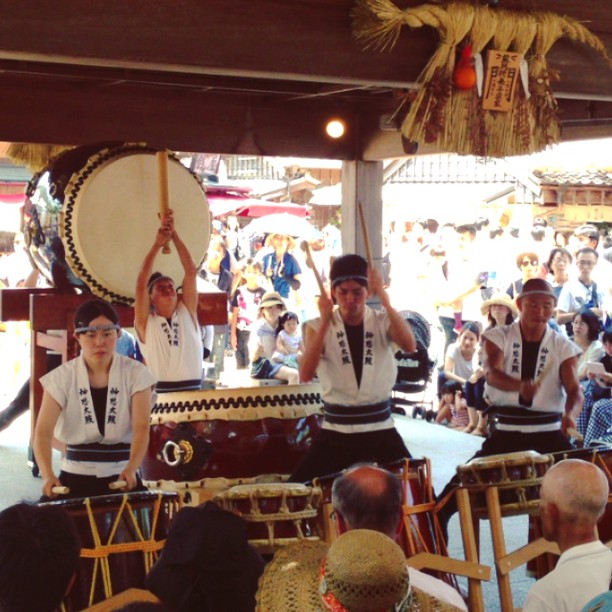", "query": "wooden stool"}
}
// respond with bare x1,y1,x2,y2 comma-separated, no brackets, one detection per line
455,451,555,612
